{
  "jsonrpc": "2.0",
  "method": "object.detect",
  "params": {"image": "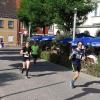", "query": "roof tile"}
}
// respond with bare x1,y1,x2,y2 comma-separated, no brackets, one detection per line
0,0,17,18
